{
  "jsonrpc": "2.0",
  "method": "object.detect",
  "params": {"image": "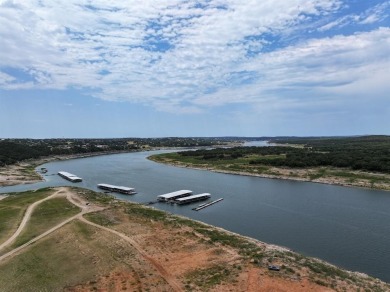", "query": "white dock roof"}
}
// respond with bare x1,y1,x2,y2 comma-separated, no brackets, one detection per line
98,183,135,191
176,193,211,202
158,190,192,199
58,171,82,180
